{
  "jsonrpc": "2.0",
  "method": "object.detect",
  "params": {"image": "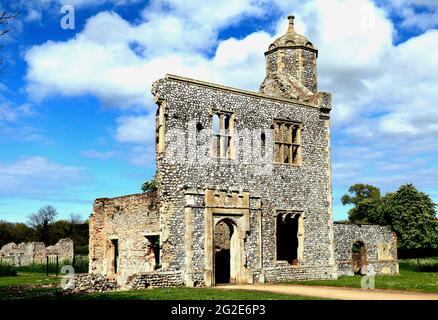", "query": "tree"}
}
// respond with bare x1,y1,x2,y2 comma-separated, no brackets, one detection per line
341,184,381,223
141,175,157,192
383,184,438,251
0,220,35,247
0,11,18,74
0,220,13,248
27,205,58,244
